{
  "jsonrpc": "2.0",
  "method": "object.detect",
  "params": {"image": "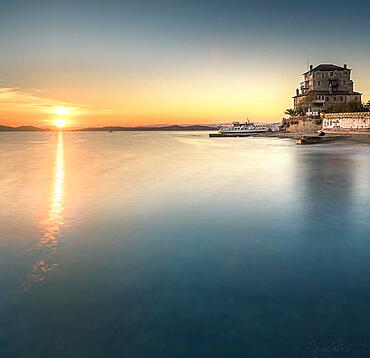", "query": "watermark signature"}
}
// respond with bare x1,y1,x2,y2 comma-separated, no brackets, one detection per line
303,340,367,356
